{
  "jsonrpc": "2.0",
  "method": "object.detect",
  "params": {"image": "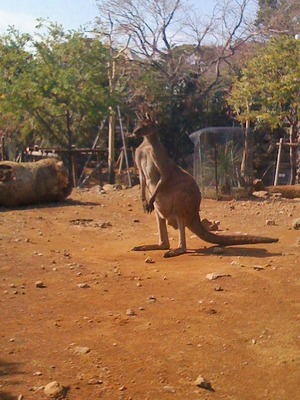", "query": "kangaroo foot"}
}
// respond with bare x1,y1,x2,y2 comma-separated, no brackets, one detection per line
163,248,186,258
132,244,170,252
